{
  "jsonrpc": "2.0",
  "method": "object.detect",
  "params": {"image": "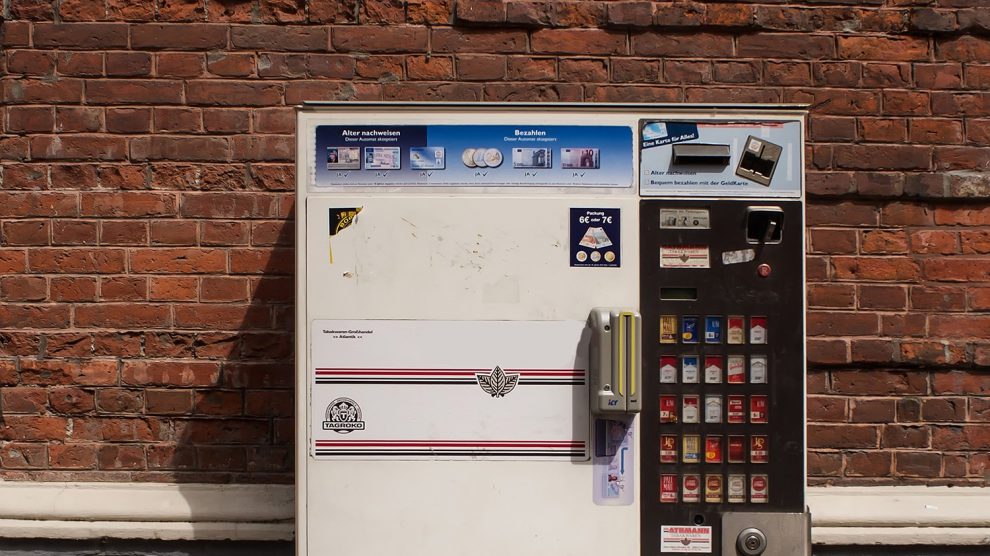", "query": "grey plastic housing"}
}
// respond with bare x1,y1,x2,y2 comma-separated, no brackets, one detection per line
589,308,642,414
